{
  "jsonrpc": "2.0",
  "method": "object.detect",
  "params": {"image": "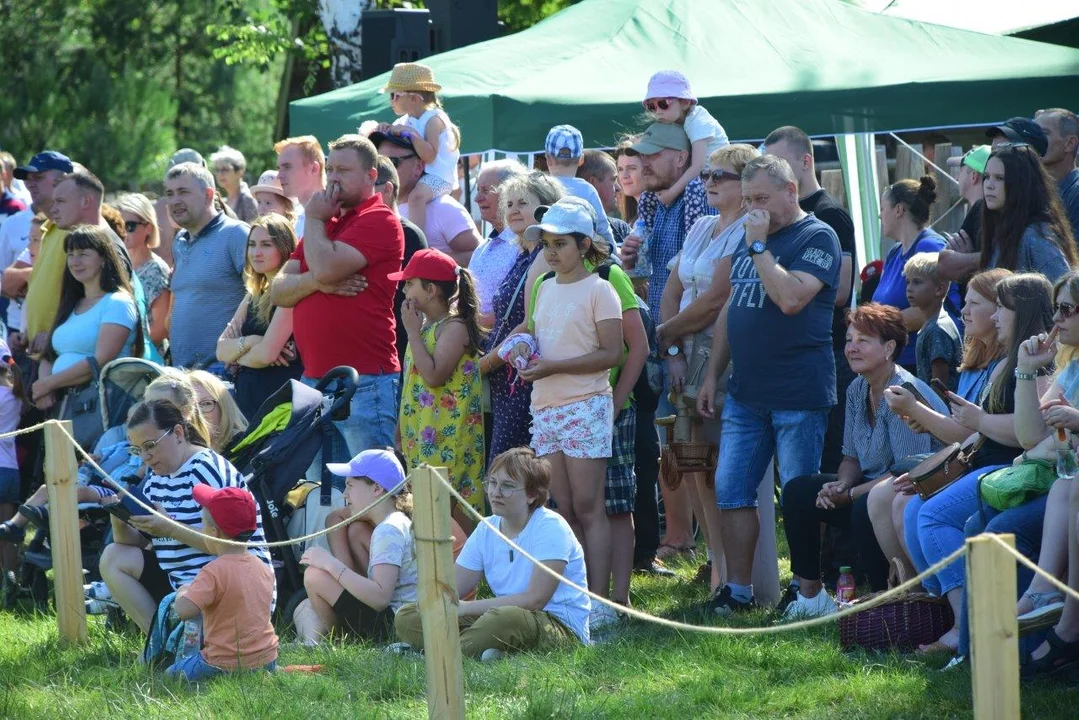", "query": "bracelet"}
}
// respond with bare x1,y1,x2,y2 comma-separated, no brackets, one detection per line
335,564,347,584
237,336,249,355
1014,369,1037,381
847,487,854,502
